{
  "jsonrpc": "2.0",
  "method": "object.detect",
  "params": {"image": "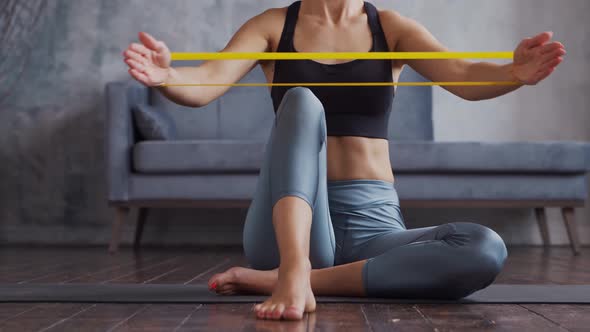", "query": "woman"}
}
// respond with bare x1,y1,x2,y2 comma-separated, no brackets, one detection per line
123,0,565,321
